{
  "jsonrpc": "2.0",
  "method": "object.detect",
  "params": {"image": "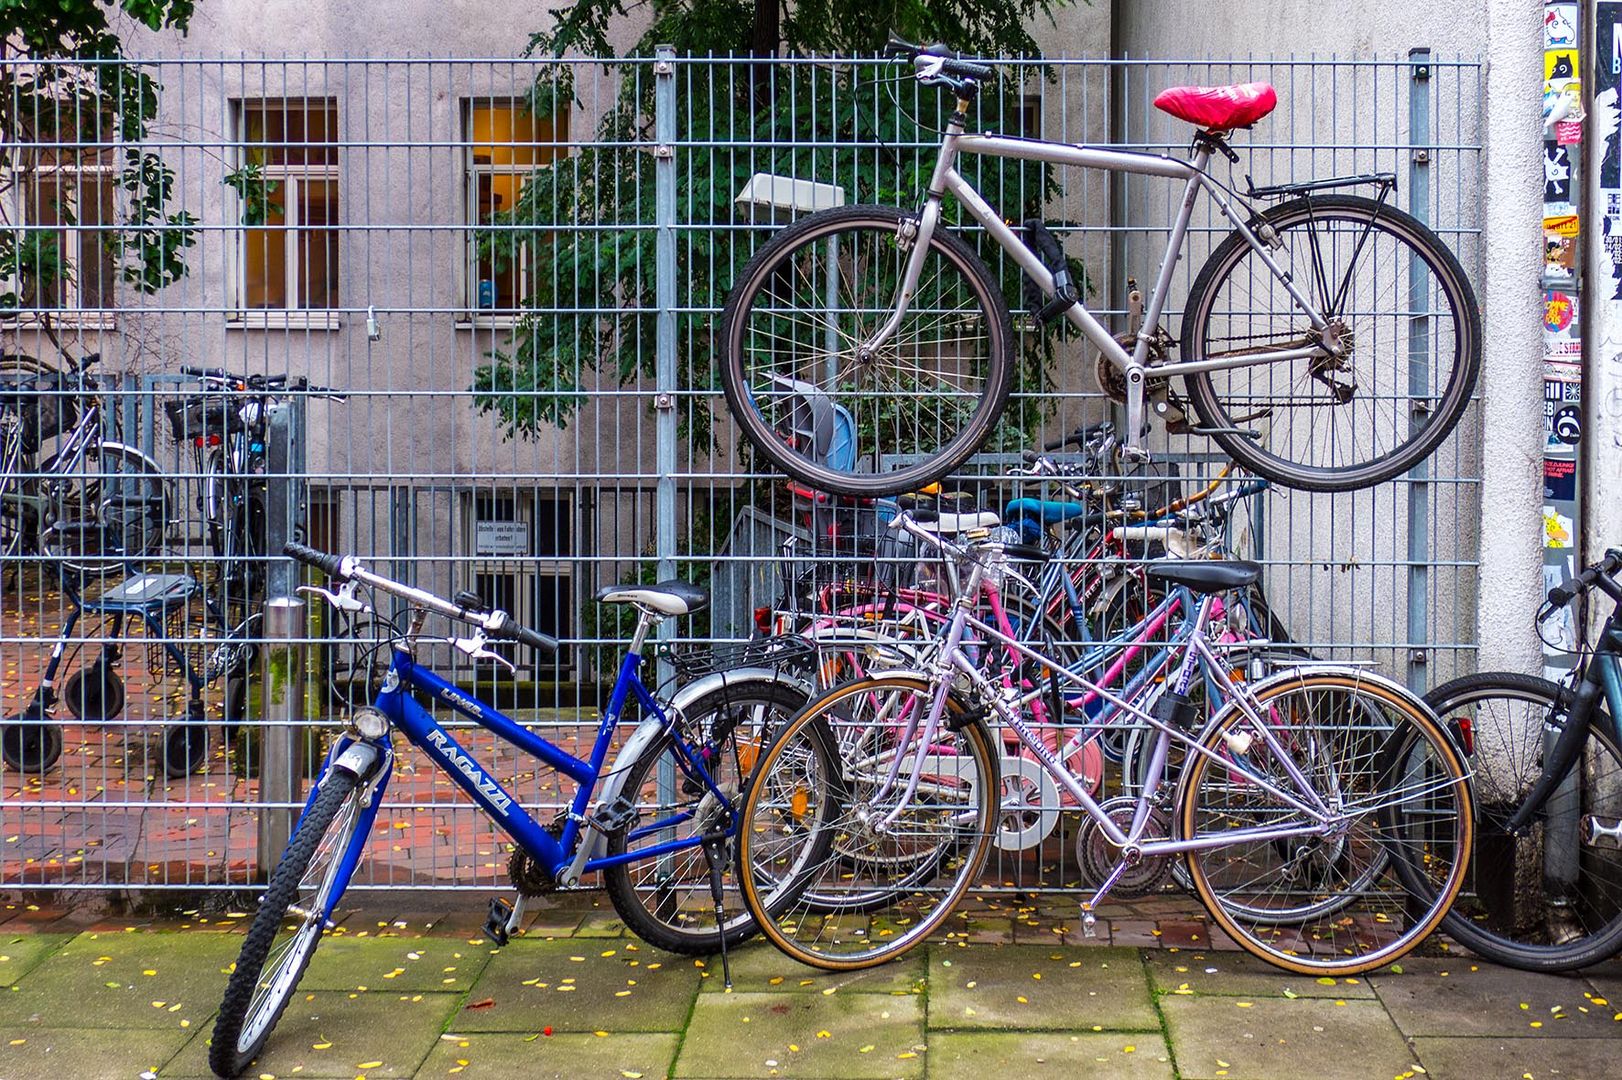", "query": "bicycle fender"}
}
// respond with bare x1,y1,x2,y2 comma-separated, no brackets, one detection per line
94,439,164,475
332,739,383,781
575,667,815,869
